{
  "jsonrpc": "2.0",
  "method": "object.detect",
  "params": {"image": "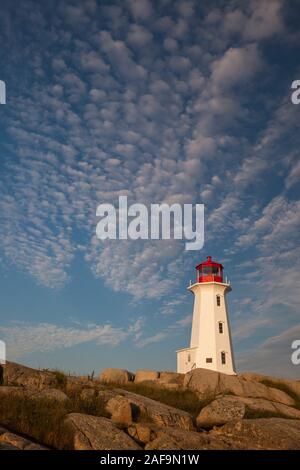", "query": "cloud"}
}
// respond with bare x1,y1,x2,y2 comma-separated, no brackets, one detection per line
177,1,195,19
233,316,273,342
207,0,285,42
163,37,178,52
211,43,263,90
160,296,188,315
86,240,180,300
61,4,90,27
236,196,300,253
127,24,153,48
237,324,300,378
80,51,110,73
0,0,299,329
136,313,192,348
127,0,153,21
243,0,285,40
0,322,129,358
99,31,147,80
136,332,168,348
285,159,300,189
